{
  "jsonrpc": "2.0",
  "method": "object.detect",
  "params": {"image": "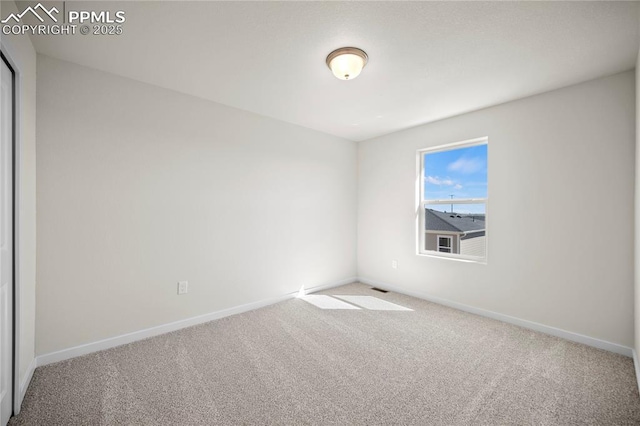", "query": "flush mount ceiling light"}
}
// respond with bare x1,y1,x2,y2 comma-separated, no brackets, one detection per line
326,47,368,80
